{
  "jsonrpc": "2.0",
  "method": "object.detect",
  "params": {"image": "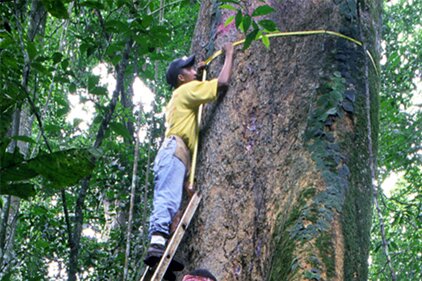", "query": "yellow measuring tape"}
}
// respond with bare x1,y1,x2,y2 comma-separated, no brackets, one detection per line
204,29,378,76
188,29,378,188
188,69,208,190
